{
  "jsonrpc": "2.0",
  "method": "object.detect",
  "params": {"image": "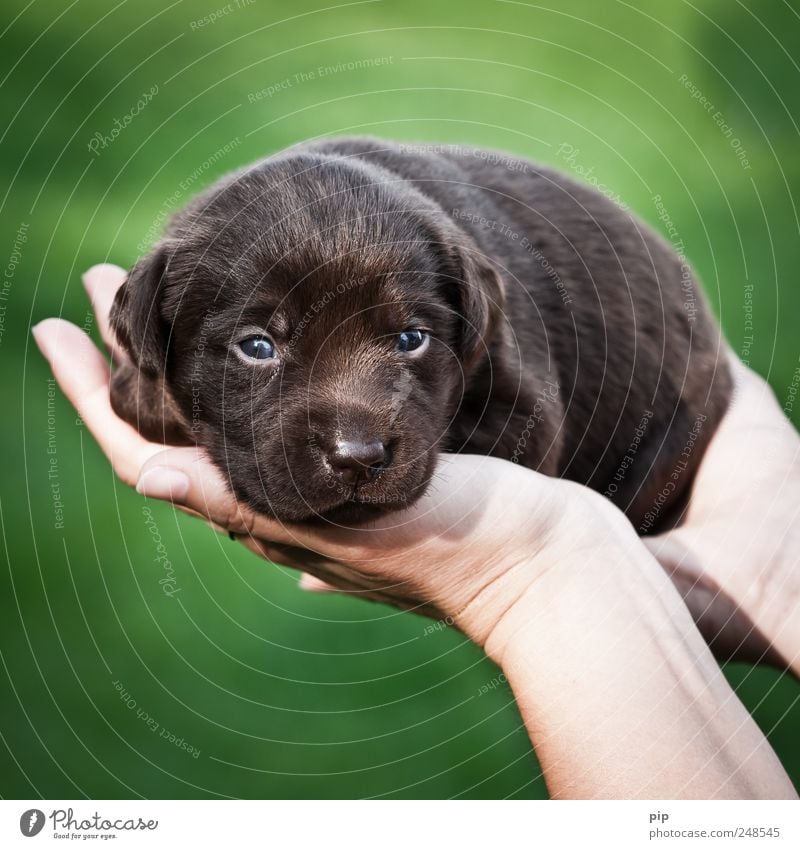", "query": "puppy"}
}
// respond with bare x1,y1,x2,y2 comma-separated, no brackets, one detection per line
110,136,731,529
